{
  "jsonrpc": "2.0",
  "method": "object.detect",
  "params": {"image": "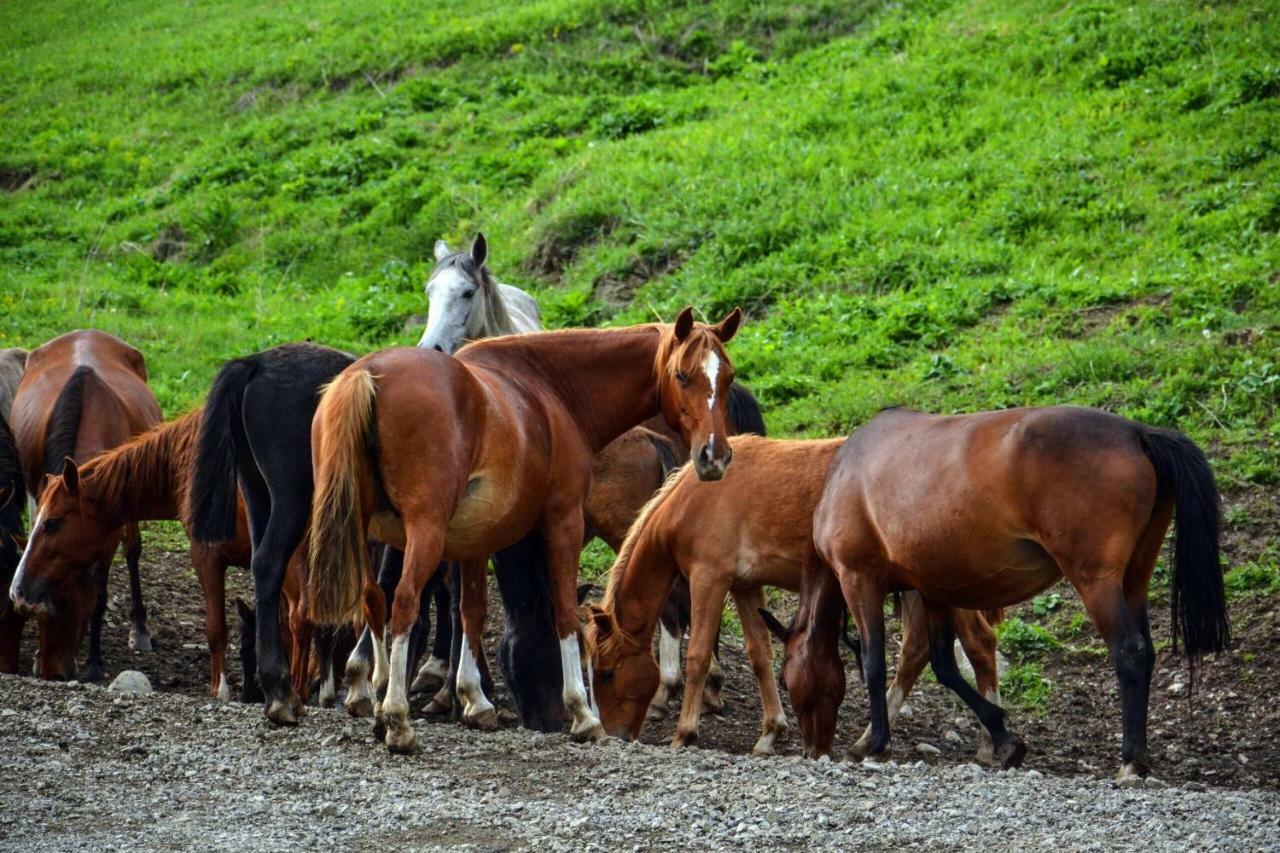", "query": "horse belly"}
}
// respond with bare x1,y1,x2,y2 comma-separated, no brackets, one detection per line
891,536,1060,611
442,474,535,560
